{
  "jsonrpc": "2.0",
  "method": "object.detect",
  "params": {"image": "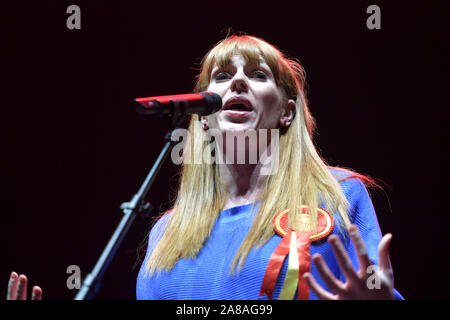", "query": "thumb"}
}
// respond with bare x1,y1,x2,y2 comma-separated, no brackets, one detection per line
378,233,392,271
